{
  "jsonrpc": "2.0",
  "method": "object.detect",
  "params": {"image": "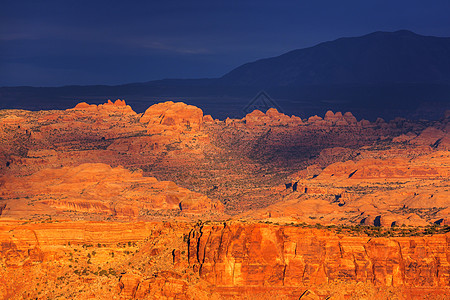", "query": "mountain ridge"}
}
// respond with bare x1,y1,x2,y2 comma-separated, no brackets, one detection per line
1,30,449,120
219,30,450,86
